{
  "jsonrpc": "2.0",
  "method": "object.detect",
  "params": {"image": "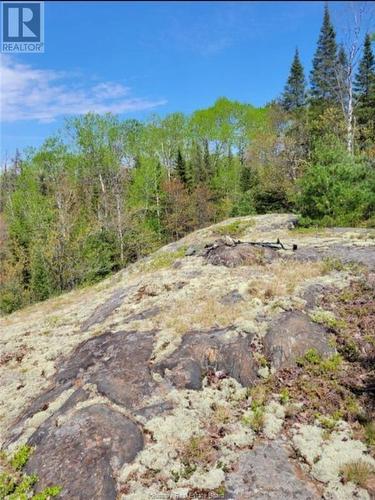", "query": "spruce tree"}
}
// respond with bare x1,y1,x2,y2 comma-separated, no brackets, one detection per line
354,34,375,130
310,5,338,104
175,148,187,185
200,140,211,183
281,48,306,111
